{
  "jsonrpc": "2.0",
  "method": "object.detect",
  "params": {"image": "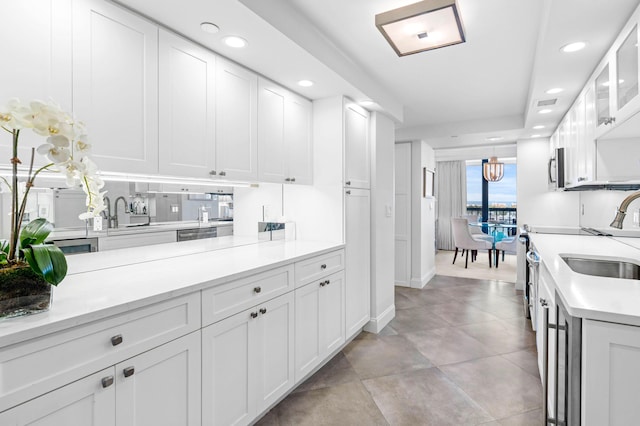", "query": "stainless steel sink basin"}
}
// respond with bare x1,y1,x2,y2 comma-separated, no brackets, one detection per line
561,256,640,279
